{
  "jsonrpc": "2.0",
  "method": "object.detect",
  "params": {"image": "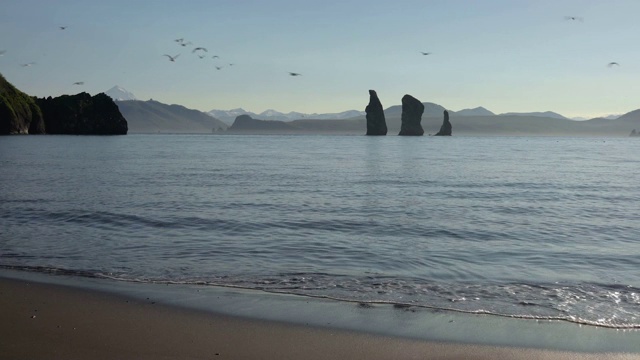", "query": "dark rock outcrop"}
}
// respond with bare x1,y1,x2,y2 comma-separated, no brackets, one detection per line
228,114,295,132
36,92,128,135
0,73,45,134
365,90,387,135
434,110,452,136
398,94,424,136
